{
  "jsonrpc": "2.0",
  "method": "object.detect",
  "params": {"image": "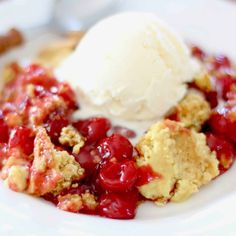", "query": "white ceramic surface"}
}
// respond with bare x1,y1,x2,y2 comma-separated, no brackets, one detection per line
0,0,55,33
0,0,236,235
